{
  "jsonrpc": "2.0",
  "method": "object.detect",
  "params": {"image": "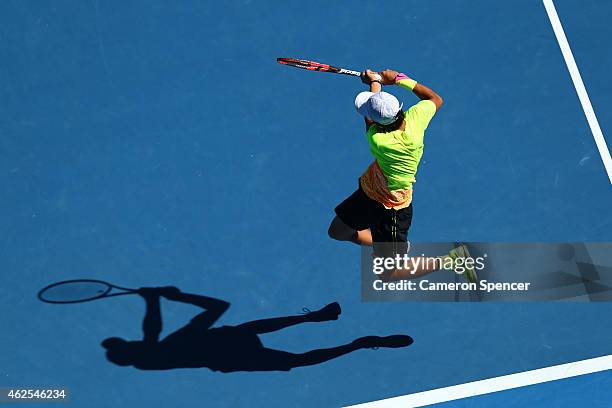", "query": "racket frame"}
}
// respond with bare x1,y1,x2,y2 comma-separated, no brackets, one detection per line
37,279,137,304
